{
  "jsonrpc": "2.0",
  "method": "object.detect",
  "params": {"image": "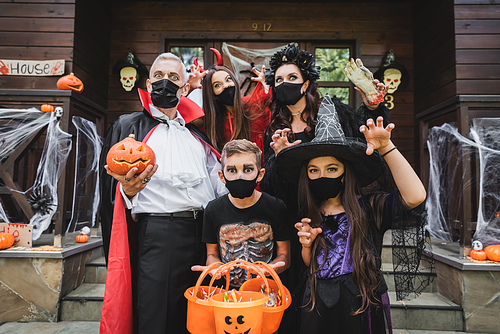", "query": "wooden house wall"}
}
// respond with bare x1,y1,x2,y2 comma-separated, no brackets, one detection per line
0,1,76,91
0,0,111,109
454,0,500,96
108,1,417,165
413,0,456,113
